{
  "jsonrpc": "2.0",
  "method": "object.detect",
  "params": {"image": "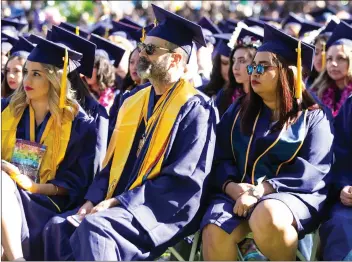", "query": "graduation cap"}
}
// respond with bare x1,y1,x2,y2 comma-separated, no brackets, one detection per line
9,36,34,56
49,25,97,78
213,34,232,57
198,17,222,35
28,37,83,108
228,25,264,50
319,18,339,35
258,23,315,99
243,18,265,29
28,34,44,45
89,33,126,67
282,12,304,27
110,21,140,39
129,23,155,42
59,22,90,39
259,16,283,24
1,32,19,46
309,7,337,23
197,17,221,48
1,18,28,32
119,17,143,29
148,4,206,56
326,21,352,49
90,21,113,38
299,20,322,37
341,18,352,25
